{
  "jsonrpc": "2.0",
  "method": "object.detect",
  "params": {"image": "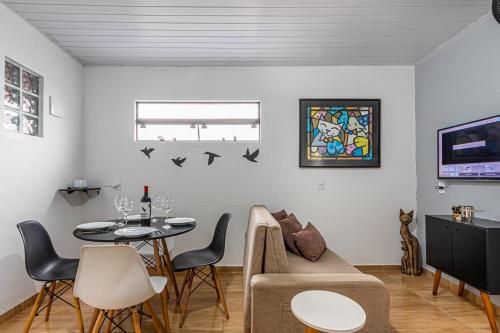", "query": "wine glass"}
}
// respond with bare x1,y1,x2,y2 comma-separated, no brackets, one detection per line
122,197,134,226
161,197,174,221
151,195,163,222
113,195,125,226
